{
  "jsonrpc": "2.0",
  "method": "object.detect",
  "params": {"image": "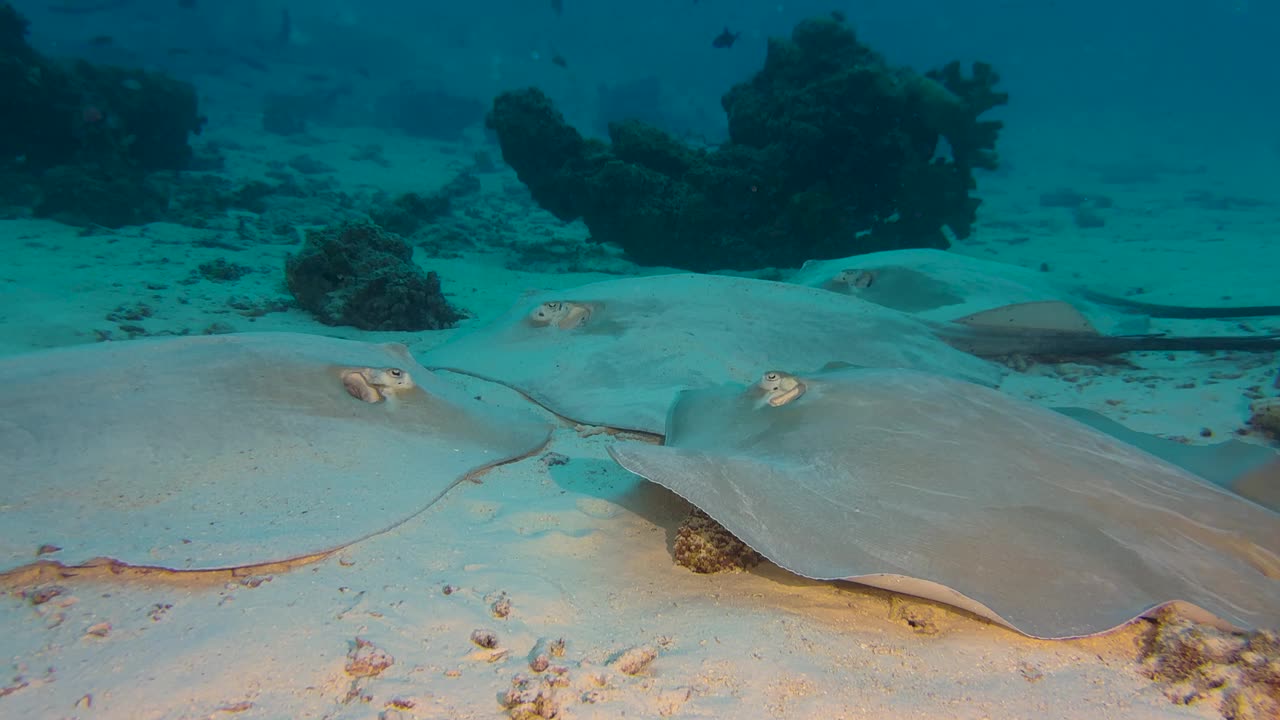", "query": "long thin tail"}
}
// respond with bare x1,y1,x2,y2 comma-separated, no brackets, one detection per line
1078,290,1280,319
938,326,1280,358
